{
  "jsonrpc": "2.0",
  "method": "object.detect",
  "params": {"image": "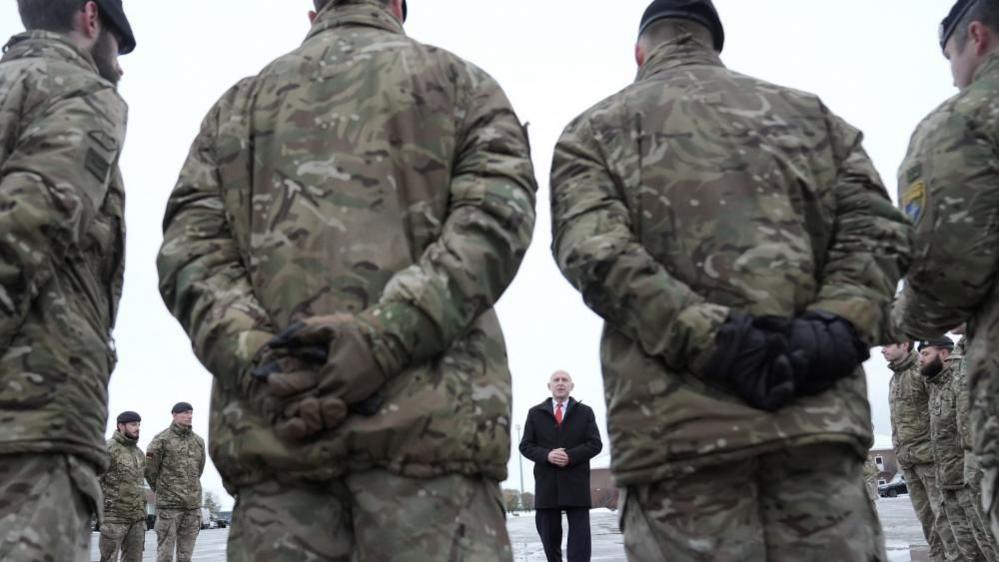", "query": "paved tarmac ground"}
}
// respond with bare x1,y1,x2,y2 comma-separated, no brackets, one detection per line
89,497,933,561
